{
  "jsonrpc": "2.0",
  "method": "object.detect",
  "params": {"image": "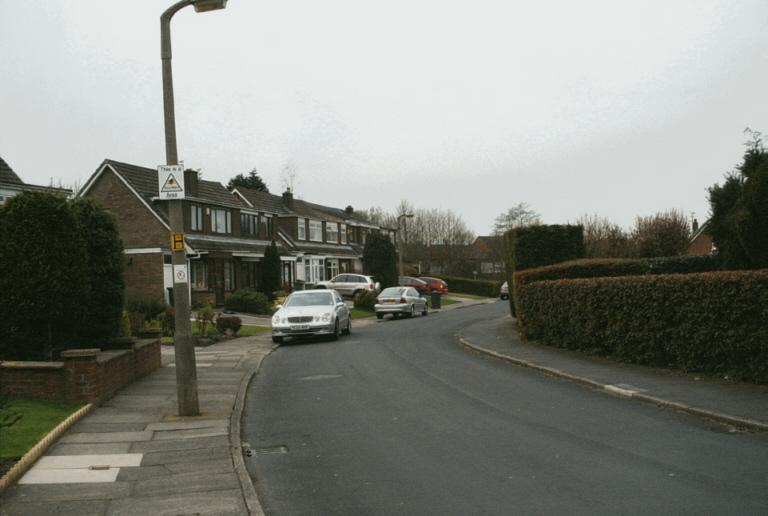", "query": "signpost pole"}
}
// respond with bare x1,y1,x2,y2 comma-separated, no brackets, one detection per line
161,1,200,416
